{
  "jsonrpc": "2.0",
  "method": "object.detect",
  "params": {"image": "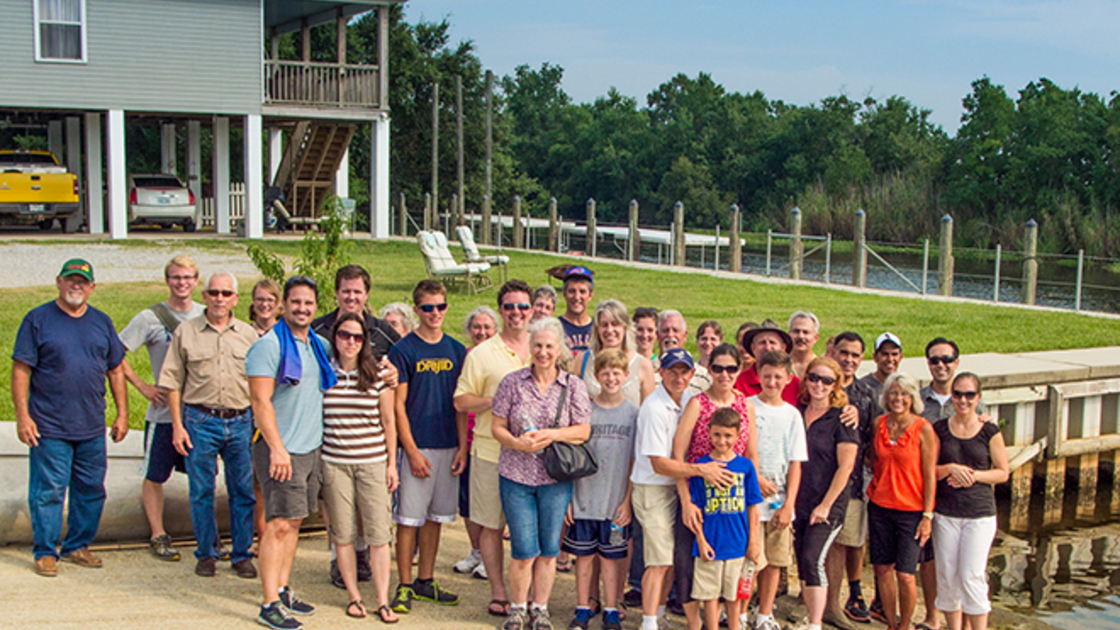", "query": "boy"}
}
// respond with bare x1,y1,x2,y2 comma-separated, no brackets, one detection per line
748,351,808,630
689,407,763,630
563,349,640,630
